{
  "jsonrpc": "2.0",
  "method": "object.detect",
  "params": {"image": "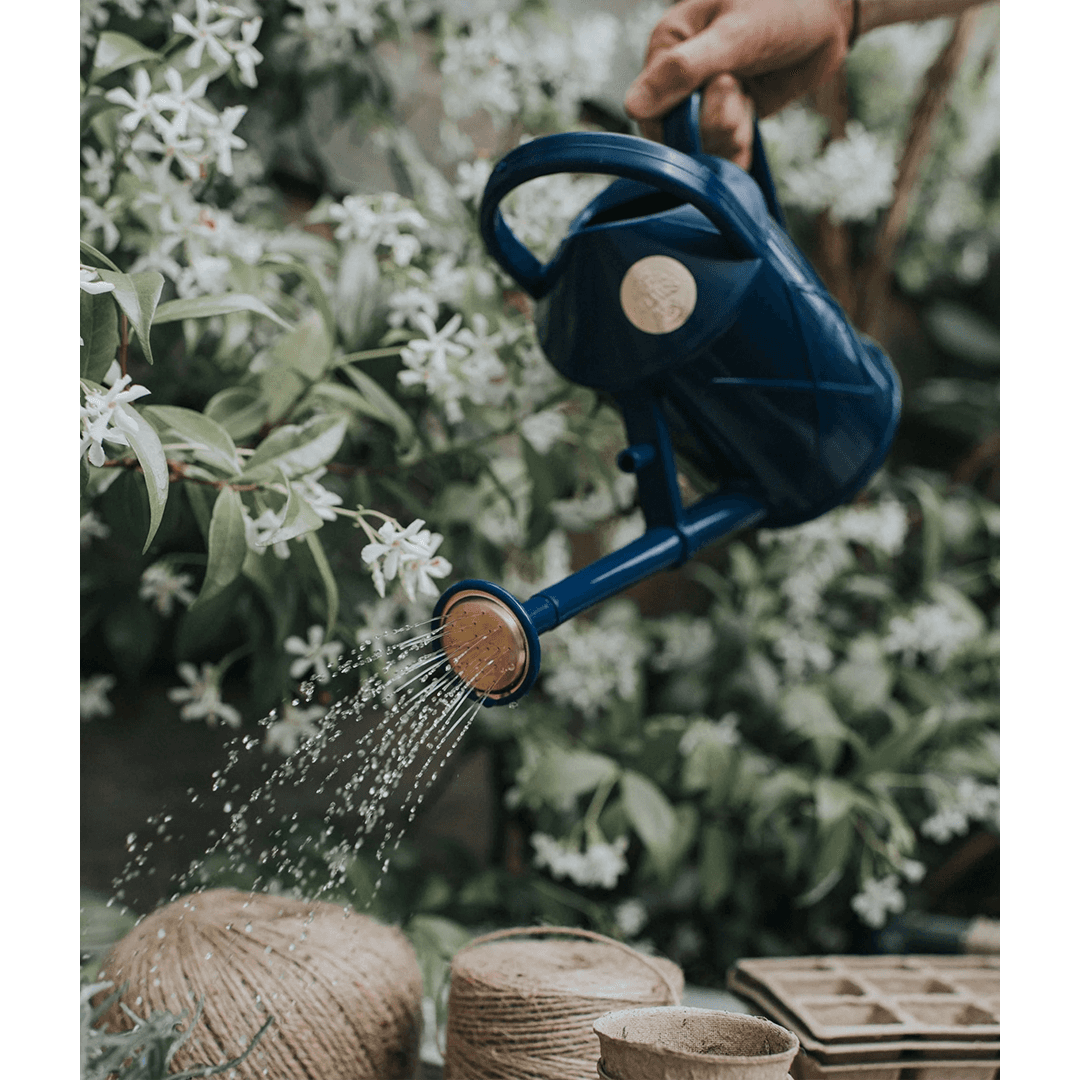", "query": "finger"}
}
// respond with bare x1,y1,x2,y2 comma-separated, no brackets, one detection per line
641,0,729,63
626,21,746,120
699,73,754,167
